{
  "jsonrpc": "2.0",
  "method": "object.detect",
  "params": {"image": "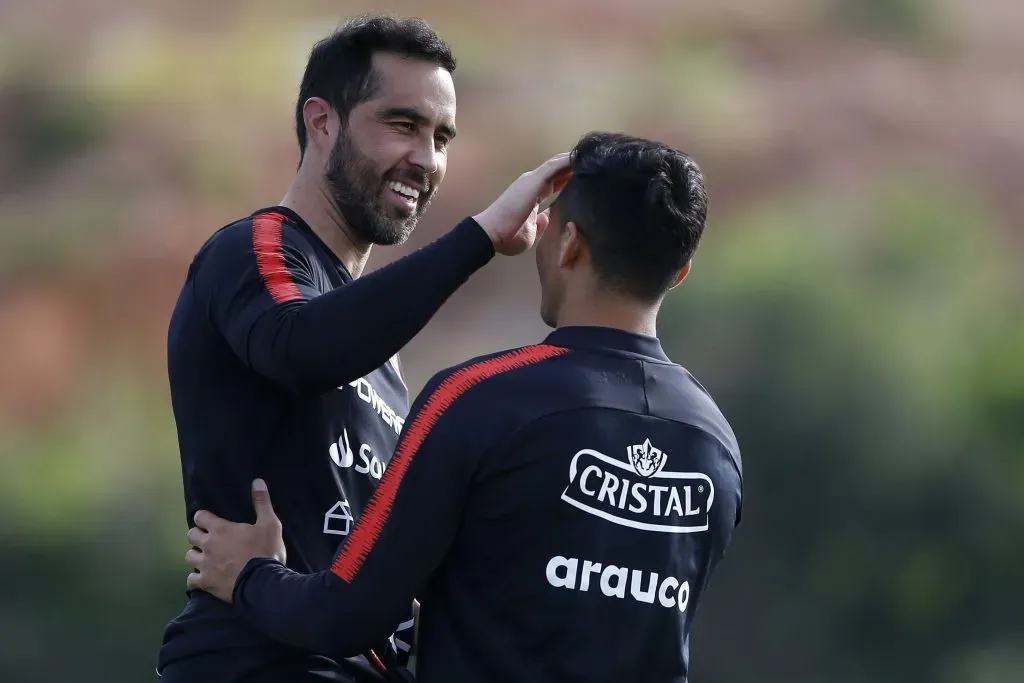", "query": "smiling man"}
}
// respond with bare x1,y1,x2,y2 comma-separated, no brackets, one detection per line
184,132,744,683
157,15,569,683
